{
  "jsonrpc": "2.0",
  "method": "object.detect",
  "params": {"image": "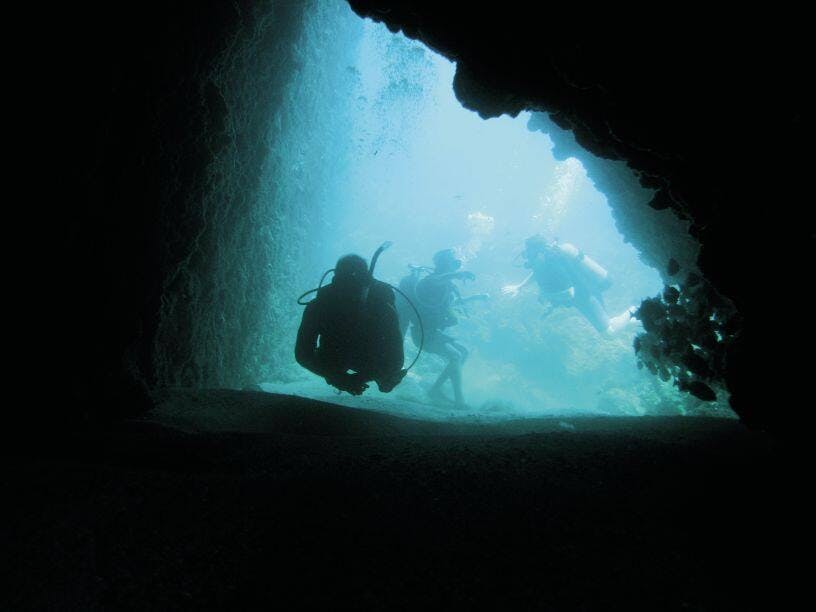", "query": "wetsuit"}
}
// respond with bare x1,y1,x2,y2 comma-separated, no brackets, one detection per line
529,246,610,333
295,279,404,391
